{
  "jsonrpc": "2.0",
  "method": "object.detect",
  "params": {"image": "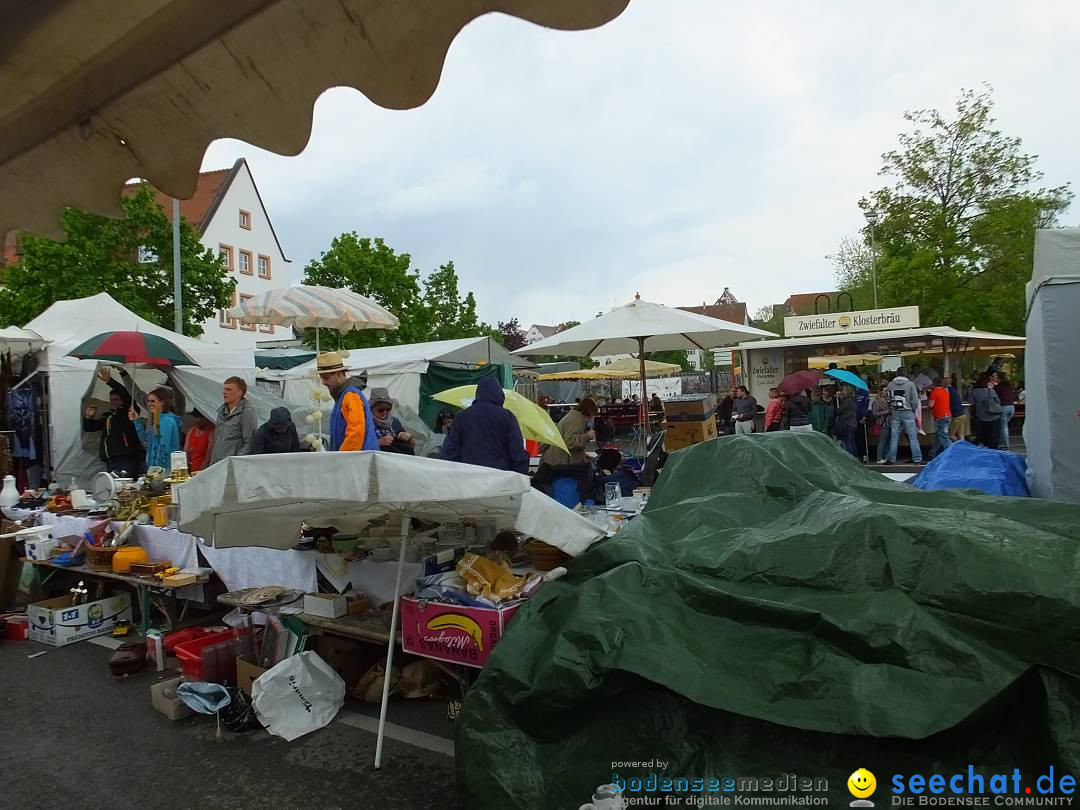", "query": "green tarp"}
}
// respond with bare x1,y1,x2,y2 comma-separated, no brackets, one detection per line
456,431,1080,808
417,362,503,428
